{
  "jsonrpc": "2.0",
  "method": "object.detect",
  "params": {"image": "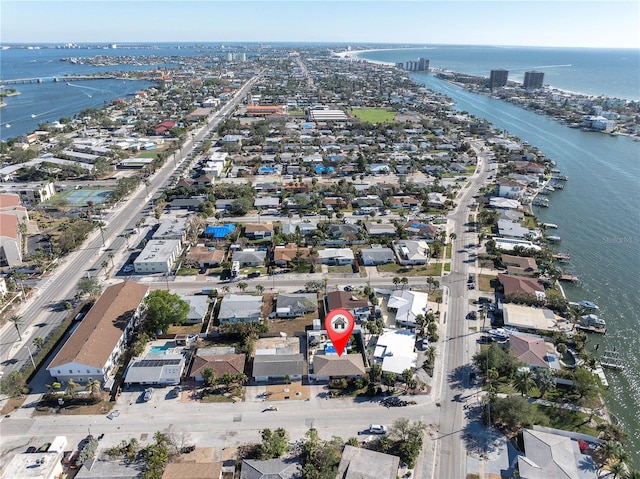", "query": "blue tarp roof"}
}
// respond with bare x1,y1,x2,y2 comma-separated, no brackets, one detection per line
205,224,236,238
